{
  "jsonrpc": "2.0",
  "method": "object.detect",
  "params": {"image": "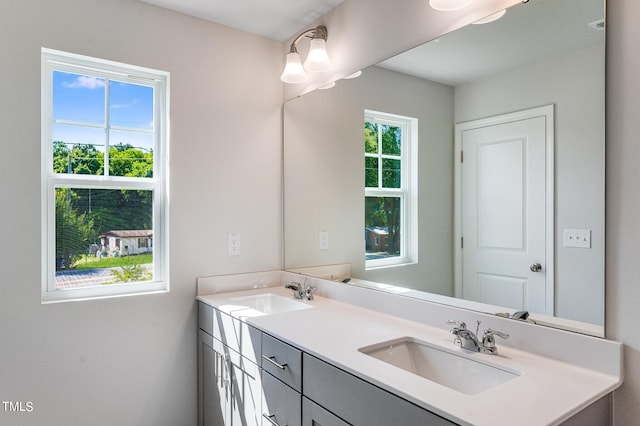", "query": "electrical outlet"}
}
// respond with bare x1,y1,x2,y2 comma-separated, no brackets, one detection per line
227,234,241,256
563,229,591,248
319,230,329,250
